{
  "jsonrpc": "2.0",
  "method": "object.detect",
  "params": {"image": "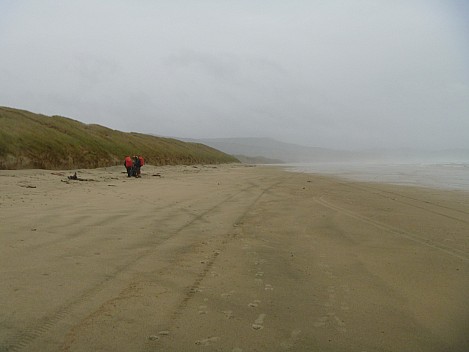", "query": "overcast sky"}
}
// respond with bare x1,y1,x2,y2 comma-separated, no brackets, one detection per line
1,0,468,150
